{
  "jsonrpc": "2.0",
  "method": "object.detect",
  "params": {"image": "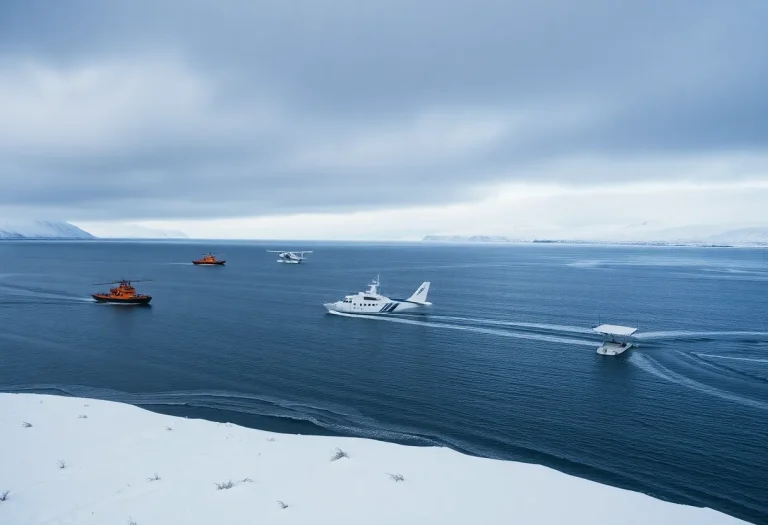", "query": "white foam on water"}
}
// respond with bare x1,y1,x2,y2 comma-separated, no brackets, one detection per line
630,353,768,411
0,285,96,304
327,311,596,347
424,315,596,335
695,354,768,365
567,260,605,269
635,331,768,340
